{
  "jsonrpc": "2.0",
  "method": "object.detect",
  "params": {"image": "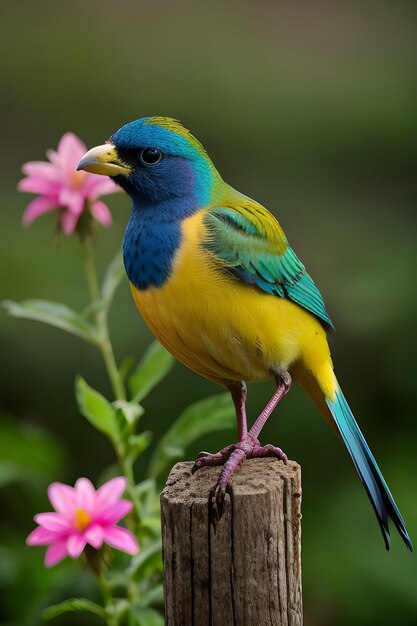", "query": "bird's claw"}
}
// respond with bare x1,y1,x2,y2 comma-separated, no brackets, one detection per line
211,485,230,527
191,451,212,473
192,443,236,474
258,443,288,464
196,451,211,459
193,438,287,522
